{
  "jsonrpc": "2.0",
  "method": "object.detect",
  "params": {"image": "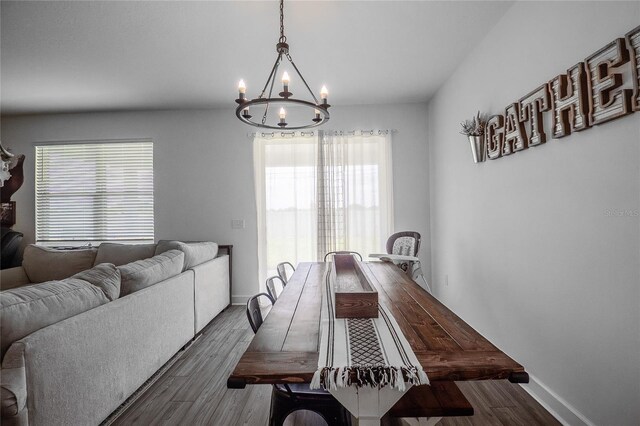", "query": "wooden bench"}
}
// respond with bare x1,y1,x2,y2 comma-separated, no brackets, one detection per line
388,381,473,419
